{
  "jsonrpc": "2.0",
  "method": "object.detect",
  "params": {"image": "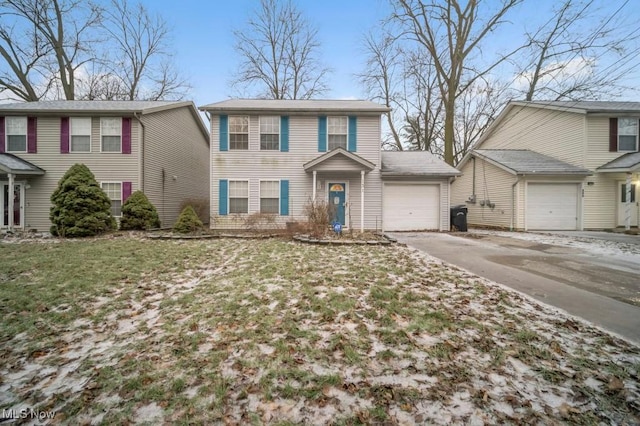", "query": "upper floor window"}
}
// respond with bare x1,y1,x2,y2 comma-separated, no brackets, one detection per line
260,180,279,214
5,117,27,152
229,116,249,150
260,116,279,150
229,180,249,213
71,117,91,152
328,116,347,150
101,117,121,152
618,118,638,152
101,182,122,216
